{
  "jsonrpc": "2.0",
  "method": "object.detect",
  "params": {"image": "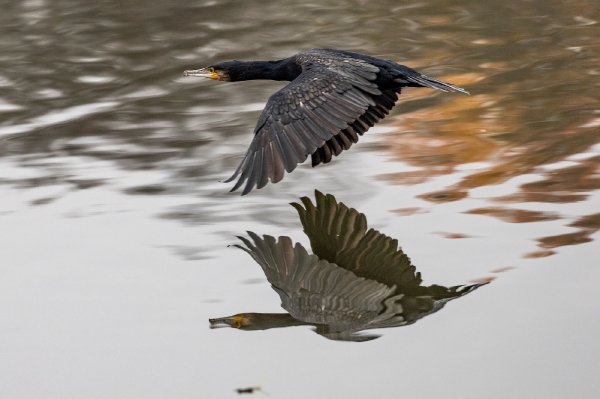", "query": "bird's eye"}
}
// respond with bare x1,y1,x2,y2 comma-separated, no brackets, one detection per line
208,67,215,73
